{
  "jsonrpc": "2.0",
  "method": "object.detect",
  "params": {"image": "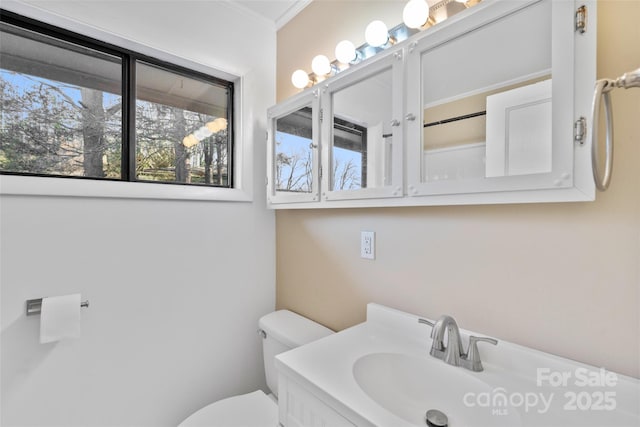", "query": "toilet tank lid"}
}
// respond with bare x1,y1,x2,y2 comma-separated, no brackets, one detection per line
259,310,334,348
